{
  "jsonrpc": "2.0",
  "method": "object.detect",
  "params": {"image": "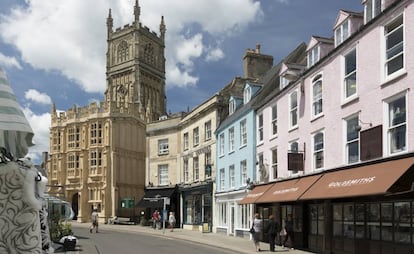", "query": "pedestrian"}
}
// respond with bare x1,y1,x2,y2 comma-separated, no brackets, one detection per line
90,209,99,233
152,210,160,229
252,213,262,252
265,215,279,252
282,214,294,249
168,212,176,232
